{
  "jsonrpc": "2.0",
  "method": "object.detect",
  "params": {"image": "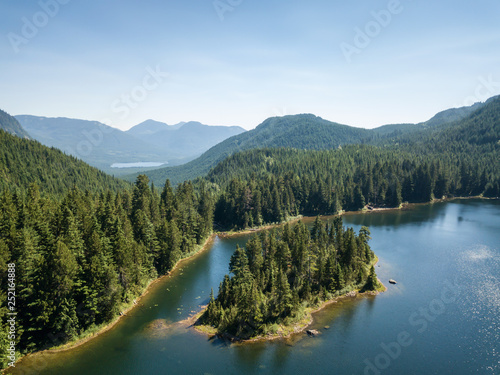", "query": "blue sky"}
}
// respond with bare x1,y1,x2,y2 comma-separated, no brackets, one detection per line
1,0,499,130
